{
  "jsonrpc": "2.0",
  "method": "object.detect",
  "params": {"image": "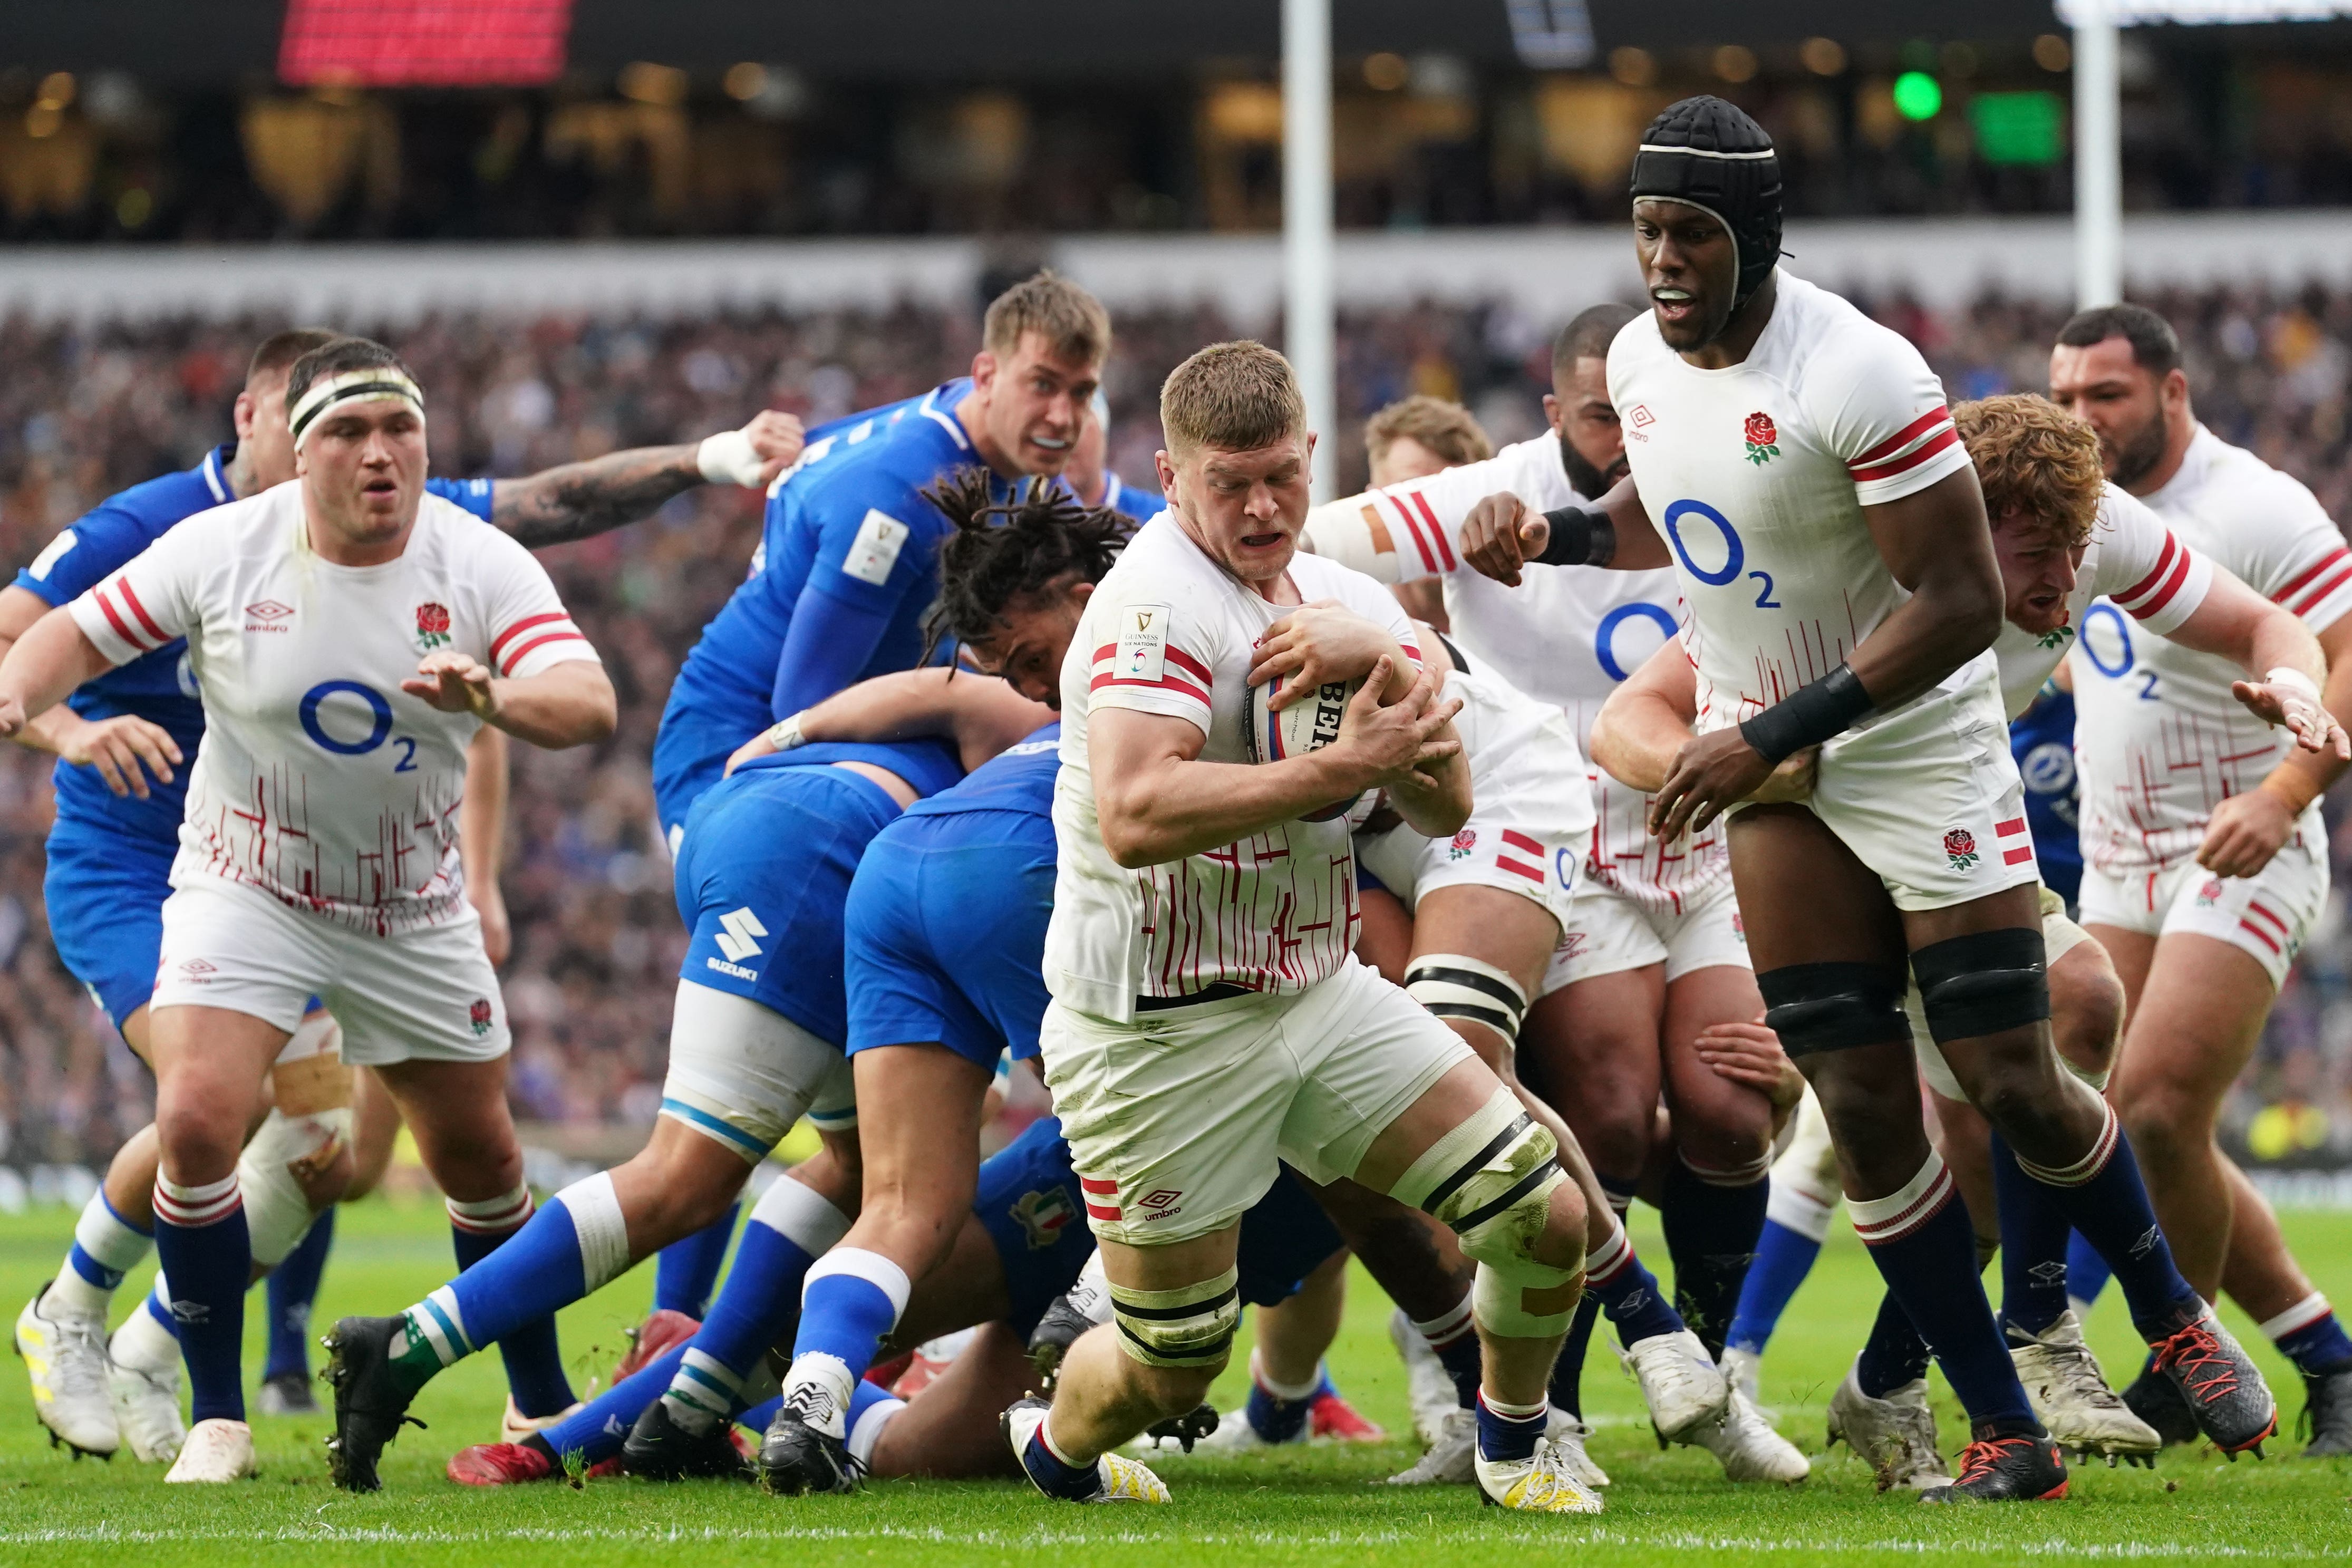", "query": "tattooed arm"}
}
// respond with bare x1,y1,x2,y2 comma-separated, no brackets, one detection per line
490,409,805,548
